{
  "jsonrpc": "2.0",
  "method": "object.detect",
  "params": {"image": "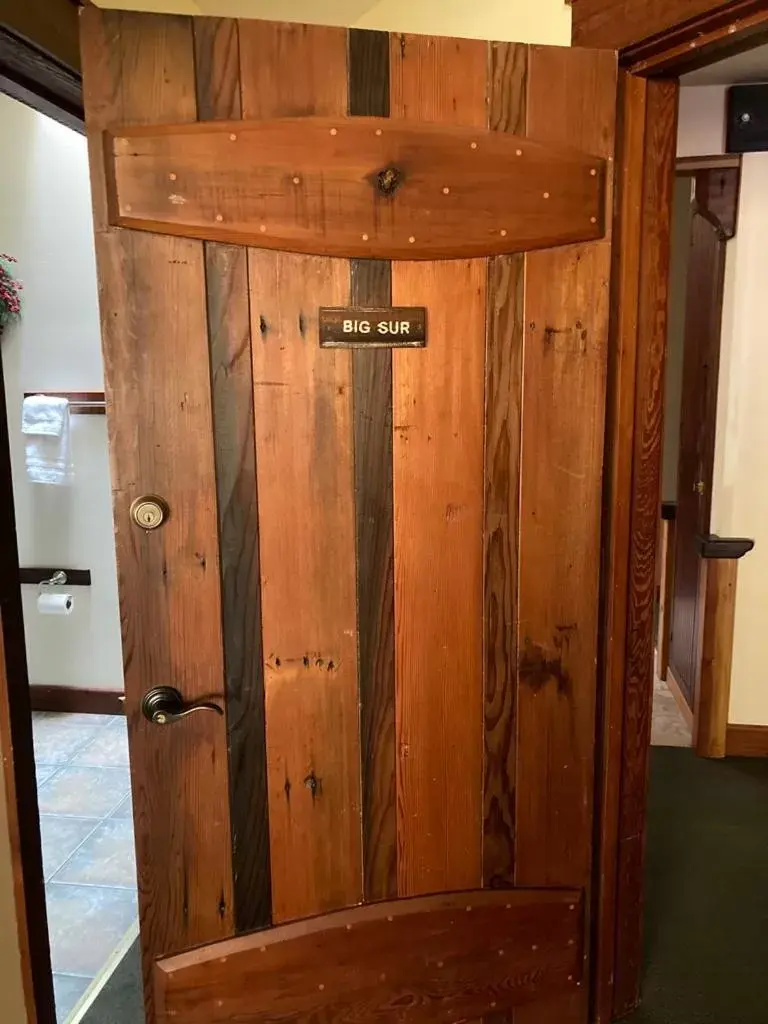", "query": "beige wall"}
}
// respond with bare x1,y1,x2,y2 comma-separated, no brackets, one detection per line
678,86,768,725
0,3,572,1021
93,0,572,43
